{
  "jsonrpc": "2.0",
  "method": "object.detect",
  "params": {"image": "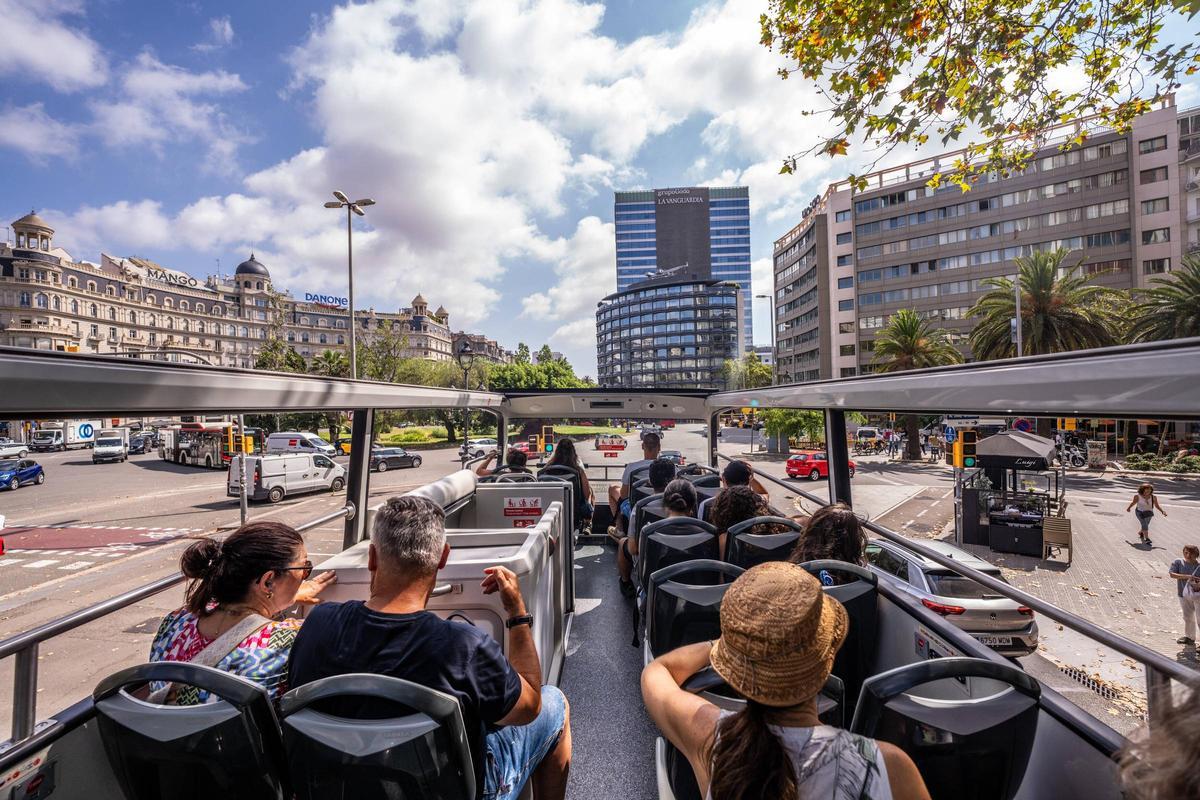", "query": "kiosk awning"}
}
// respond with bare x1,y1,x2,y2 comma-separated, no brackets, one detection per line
976,430,1057,471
